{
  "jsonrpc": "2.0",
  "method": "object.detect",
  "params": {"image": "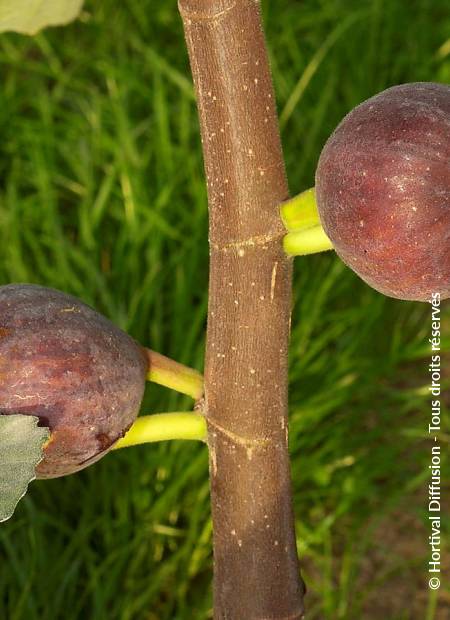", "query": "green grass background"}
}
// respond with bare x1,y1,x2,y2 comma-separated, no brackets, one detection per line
0,0,449,618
